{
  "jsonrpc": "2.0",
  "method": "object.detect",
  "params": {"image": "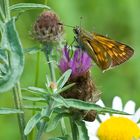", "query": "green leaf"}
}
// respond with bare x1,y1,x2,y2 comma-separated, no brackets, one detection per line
48,138,62,140
24,105,46,111
24,113,42,135
48,137,68,140
52,95,69,108
27,86,48,94
10,3,50,12
0,108,23,114
76,121,89,140
22,86,49,97
22,88,45,97
0,20,4,33
23,96,46,102
56,83,75,94
46,113,70,132
24,46,41,54
0,18,24,93
57,69,72,89
54,98,129,115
